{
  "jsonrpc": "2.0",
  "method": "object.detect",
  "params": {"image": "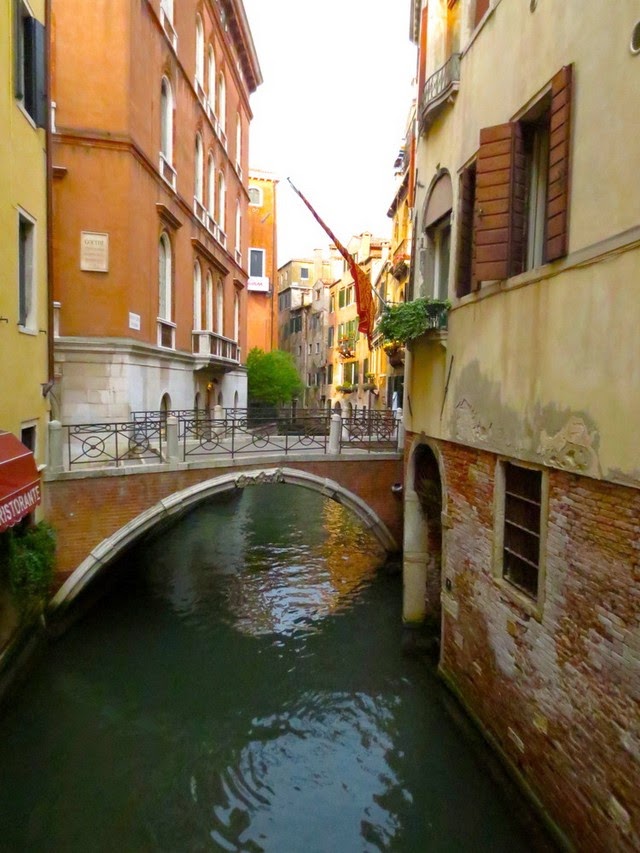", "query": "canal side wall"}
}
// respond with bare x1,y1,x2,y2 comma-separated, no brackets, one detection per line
43,454,405,583
427,438,639,851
